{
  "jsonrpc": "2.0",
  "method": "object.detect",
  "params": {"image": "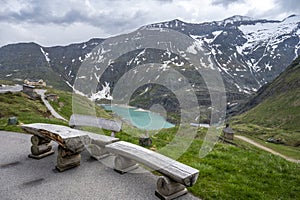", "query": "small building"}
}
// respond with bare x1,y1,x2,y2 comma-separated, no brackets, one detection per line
24,79,46,87
45,94,59,102
22,84,37,99
222,123,234,140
